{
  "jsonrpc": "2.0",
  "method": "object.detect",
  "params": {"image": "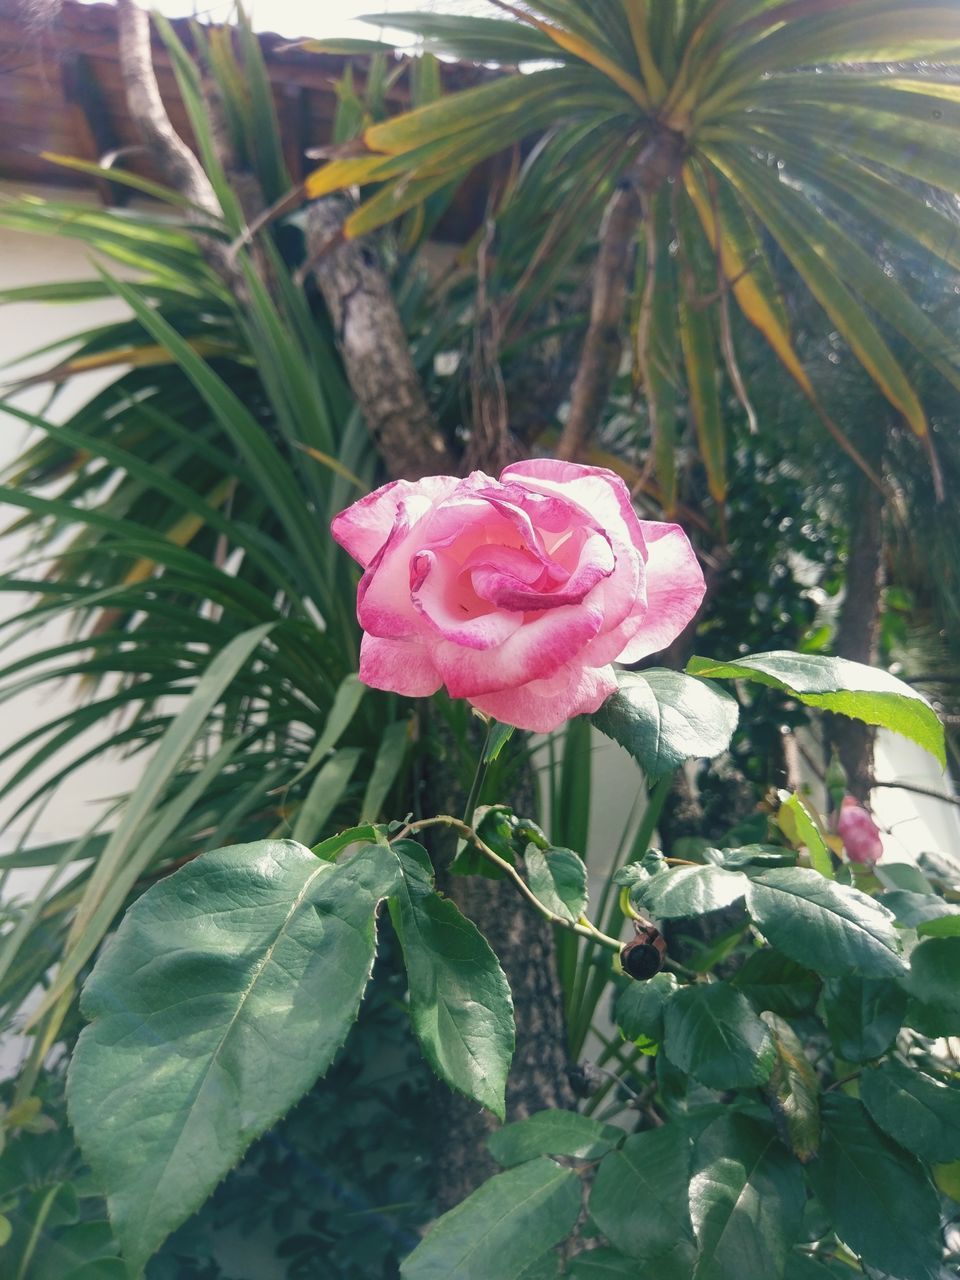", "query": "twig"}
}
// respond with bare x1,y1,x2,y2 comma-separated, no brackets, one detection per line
873,779,960,810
